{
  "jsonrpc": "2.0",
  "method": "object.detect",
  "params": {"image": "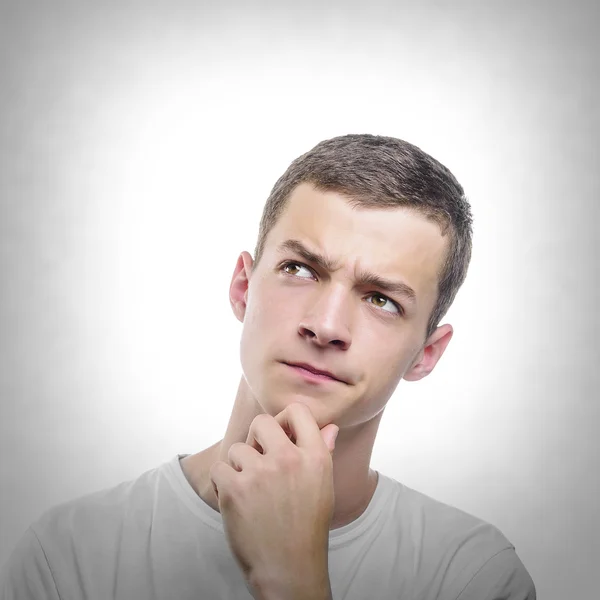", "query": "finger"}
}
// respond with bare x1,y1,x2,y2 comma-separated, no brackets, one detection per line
322,423,340,453
272,402,329,451
228,441,262,472
245,413,291,454
208,460,237,503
